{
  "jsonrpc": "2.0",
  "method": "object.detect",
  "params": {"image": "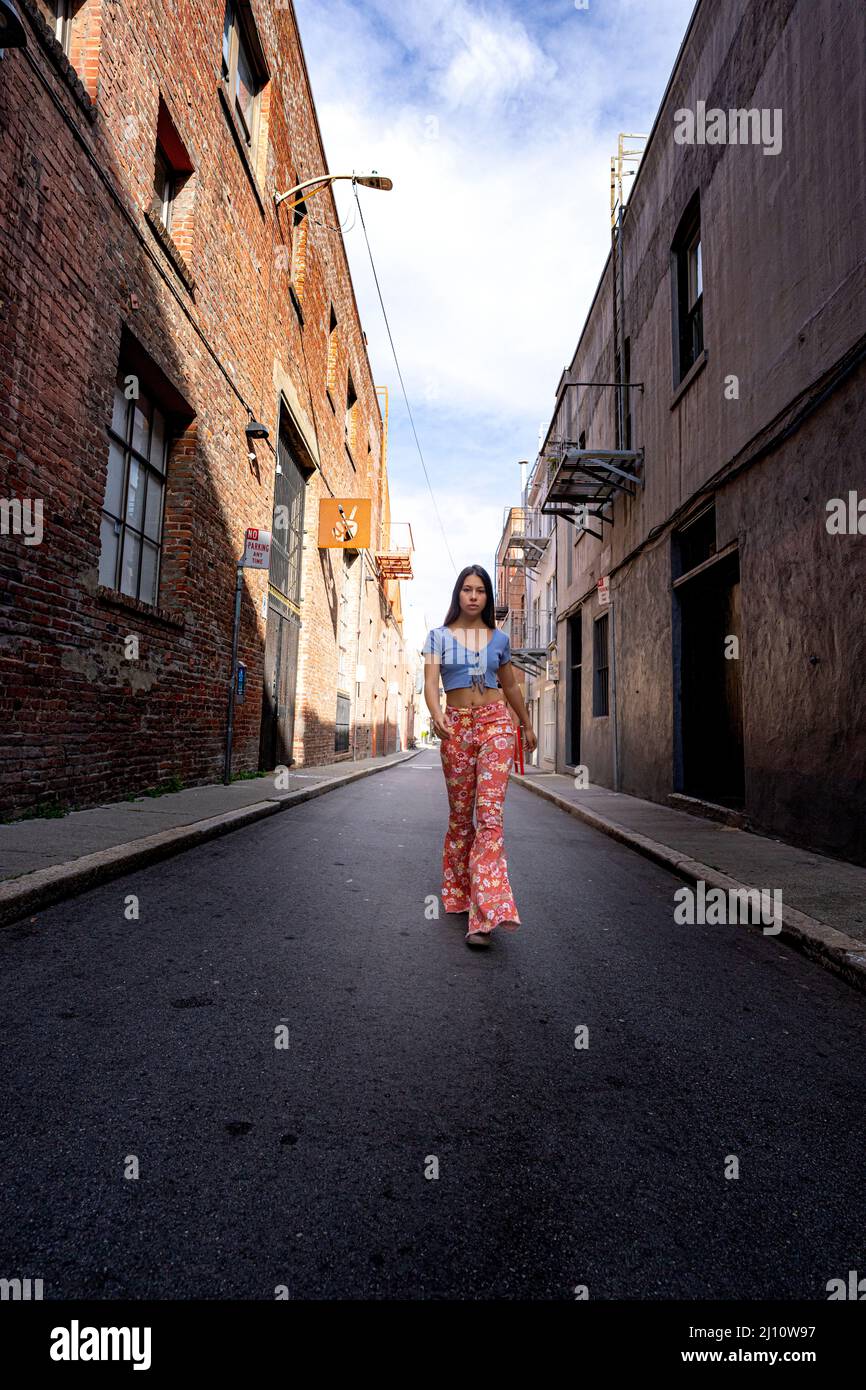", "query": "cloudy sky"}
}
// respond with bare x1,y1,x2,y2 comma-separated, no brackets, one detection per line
292,0,697,648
